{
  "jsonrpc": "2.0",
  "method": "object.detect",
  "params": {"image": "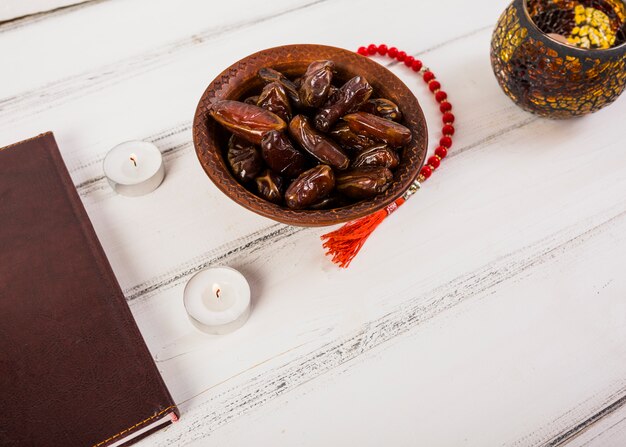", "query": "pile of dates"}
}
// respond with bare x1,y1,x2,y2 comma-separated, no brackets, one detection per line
209,60,412,210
